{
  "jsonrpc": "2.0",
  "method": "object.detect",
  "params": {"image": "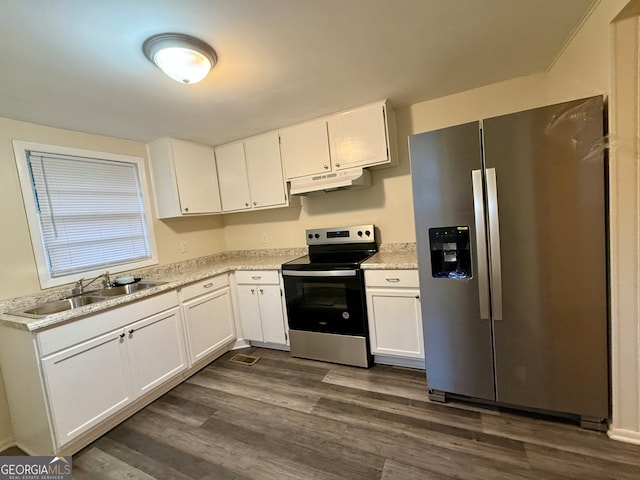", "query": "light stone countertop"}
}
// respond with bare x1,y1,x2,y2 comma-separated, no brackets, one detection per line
362,251,418,270
362,243,418,269
0,243,418,332
0,250,306,332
